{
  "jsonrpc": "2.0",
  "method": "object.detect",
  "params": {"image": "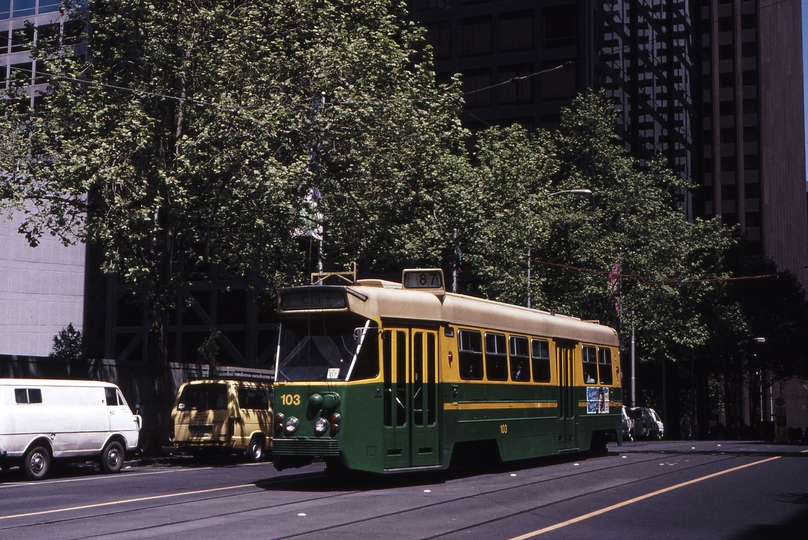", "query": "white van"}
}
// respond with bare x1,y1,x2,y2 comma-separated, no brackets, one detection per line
0,379,142,480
